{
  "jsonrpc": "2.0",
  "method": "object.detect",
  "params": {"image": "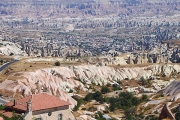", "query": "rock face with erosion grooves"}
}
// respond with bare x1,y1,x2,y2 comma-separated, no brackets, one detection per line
0,41,26,56
163,80,180,101
0,64,180,108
